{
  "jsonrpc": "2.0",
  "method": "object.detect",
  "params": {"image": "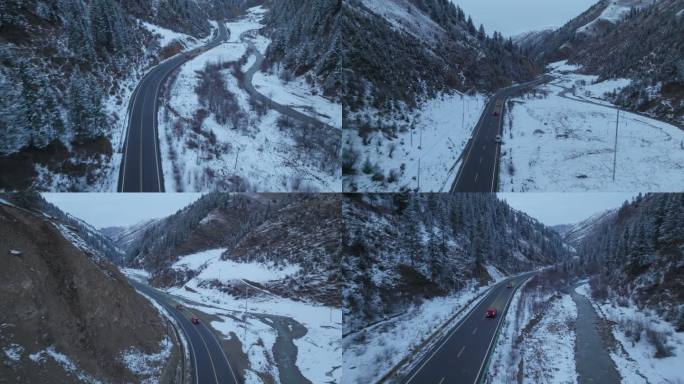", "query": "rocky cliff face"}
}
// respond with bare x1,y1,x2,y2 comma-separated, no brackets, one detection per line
0,201,168,383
